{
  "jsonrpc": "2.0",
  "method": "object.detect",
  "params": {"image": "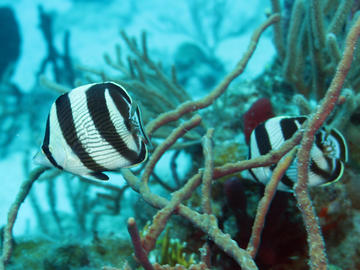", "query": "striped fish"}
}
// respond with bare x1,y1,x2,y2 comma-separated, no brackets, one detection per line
34,82,150,181
247,116,348,192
